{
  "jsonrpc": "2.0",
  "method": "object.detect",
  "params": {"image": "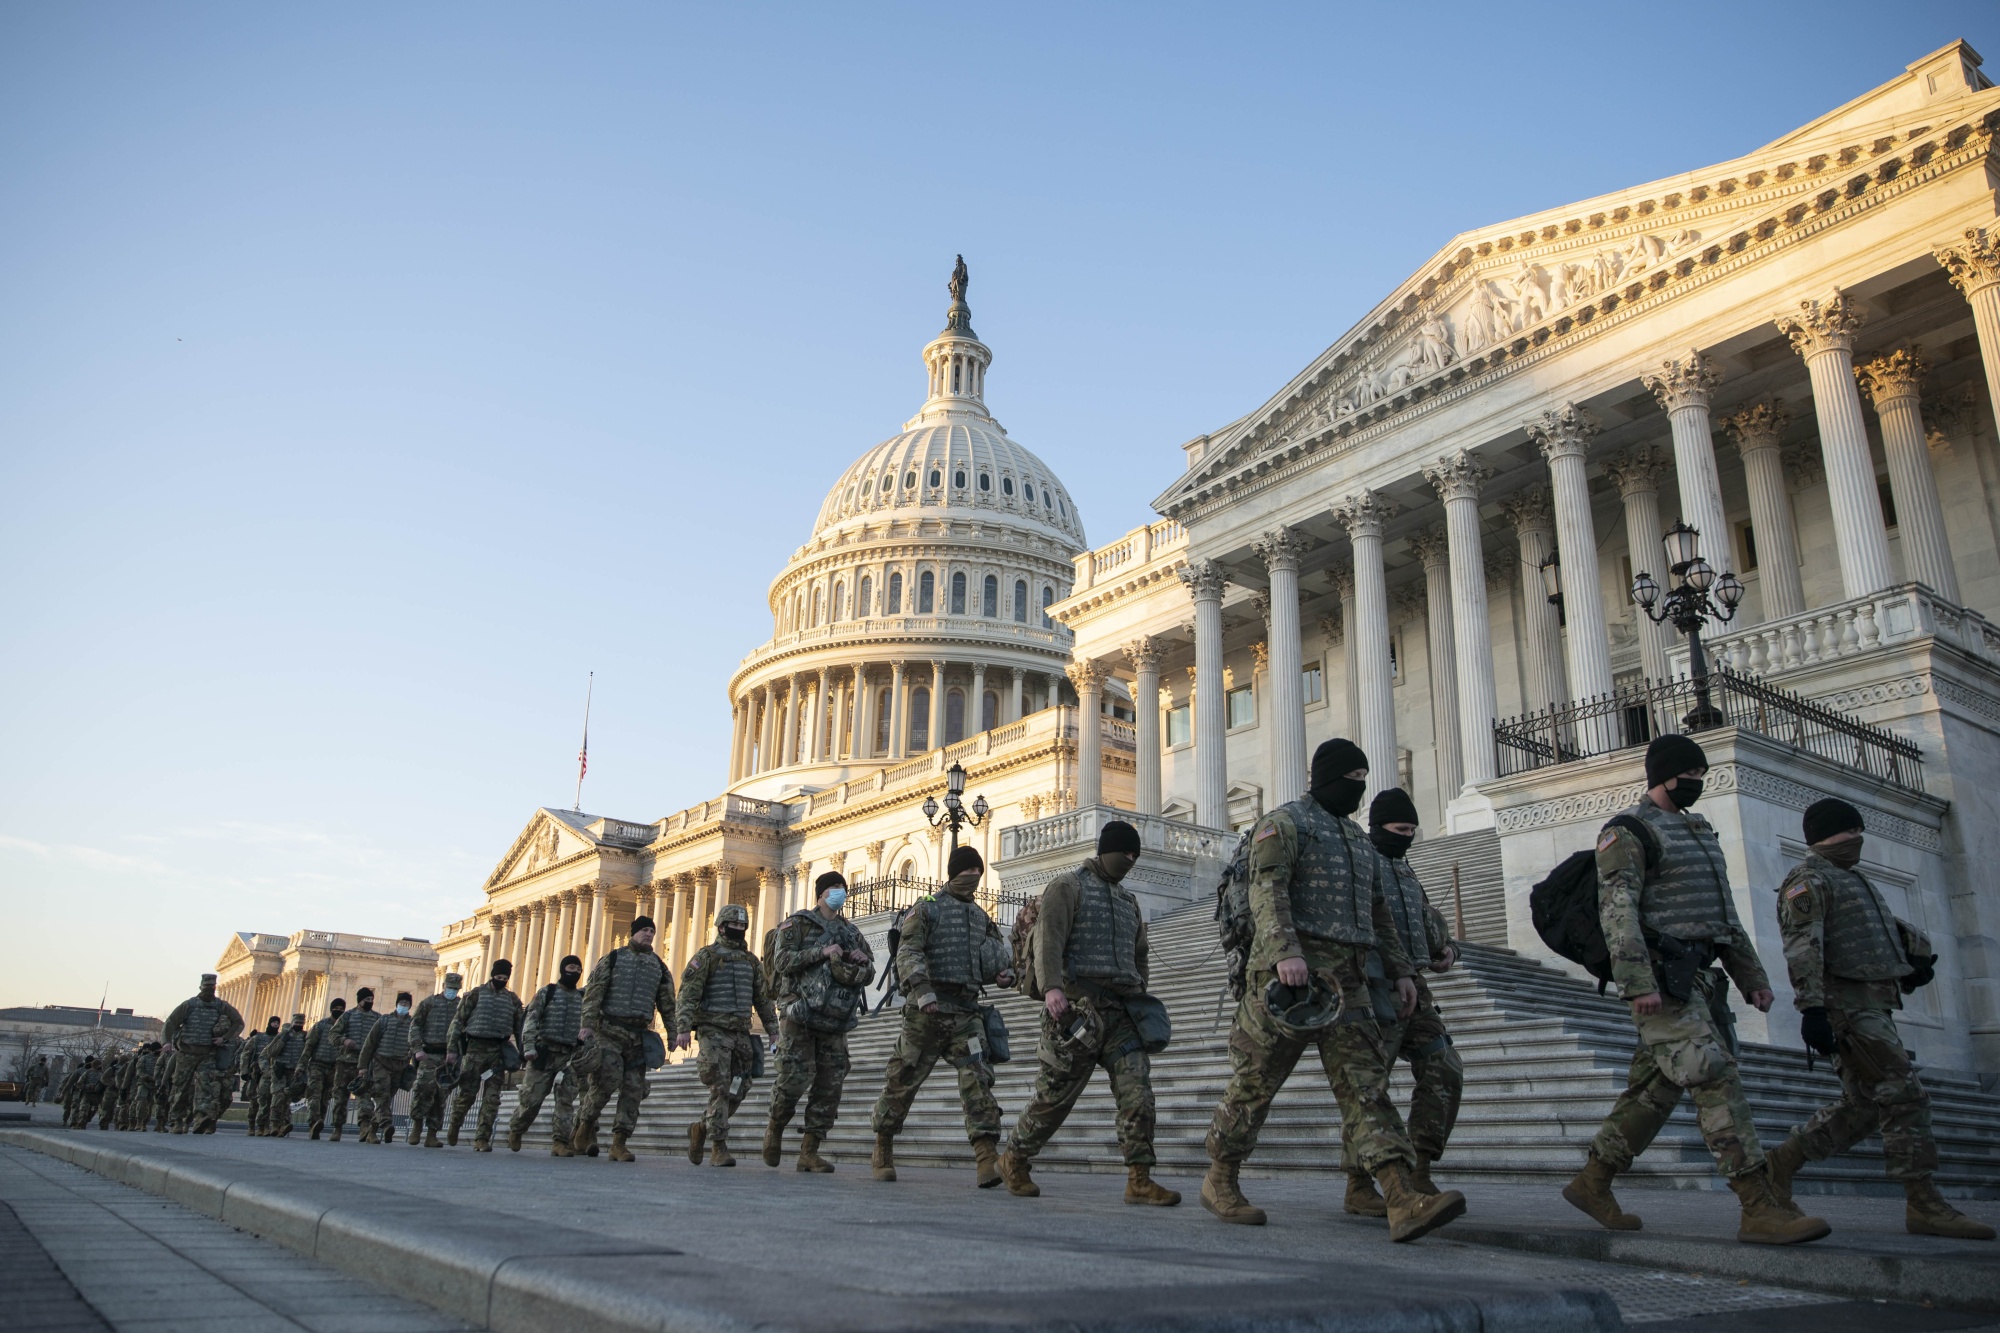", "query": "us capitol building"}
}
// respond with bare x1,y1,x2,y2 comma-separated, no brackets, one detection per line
393,41,2000,1077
